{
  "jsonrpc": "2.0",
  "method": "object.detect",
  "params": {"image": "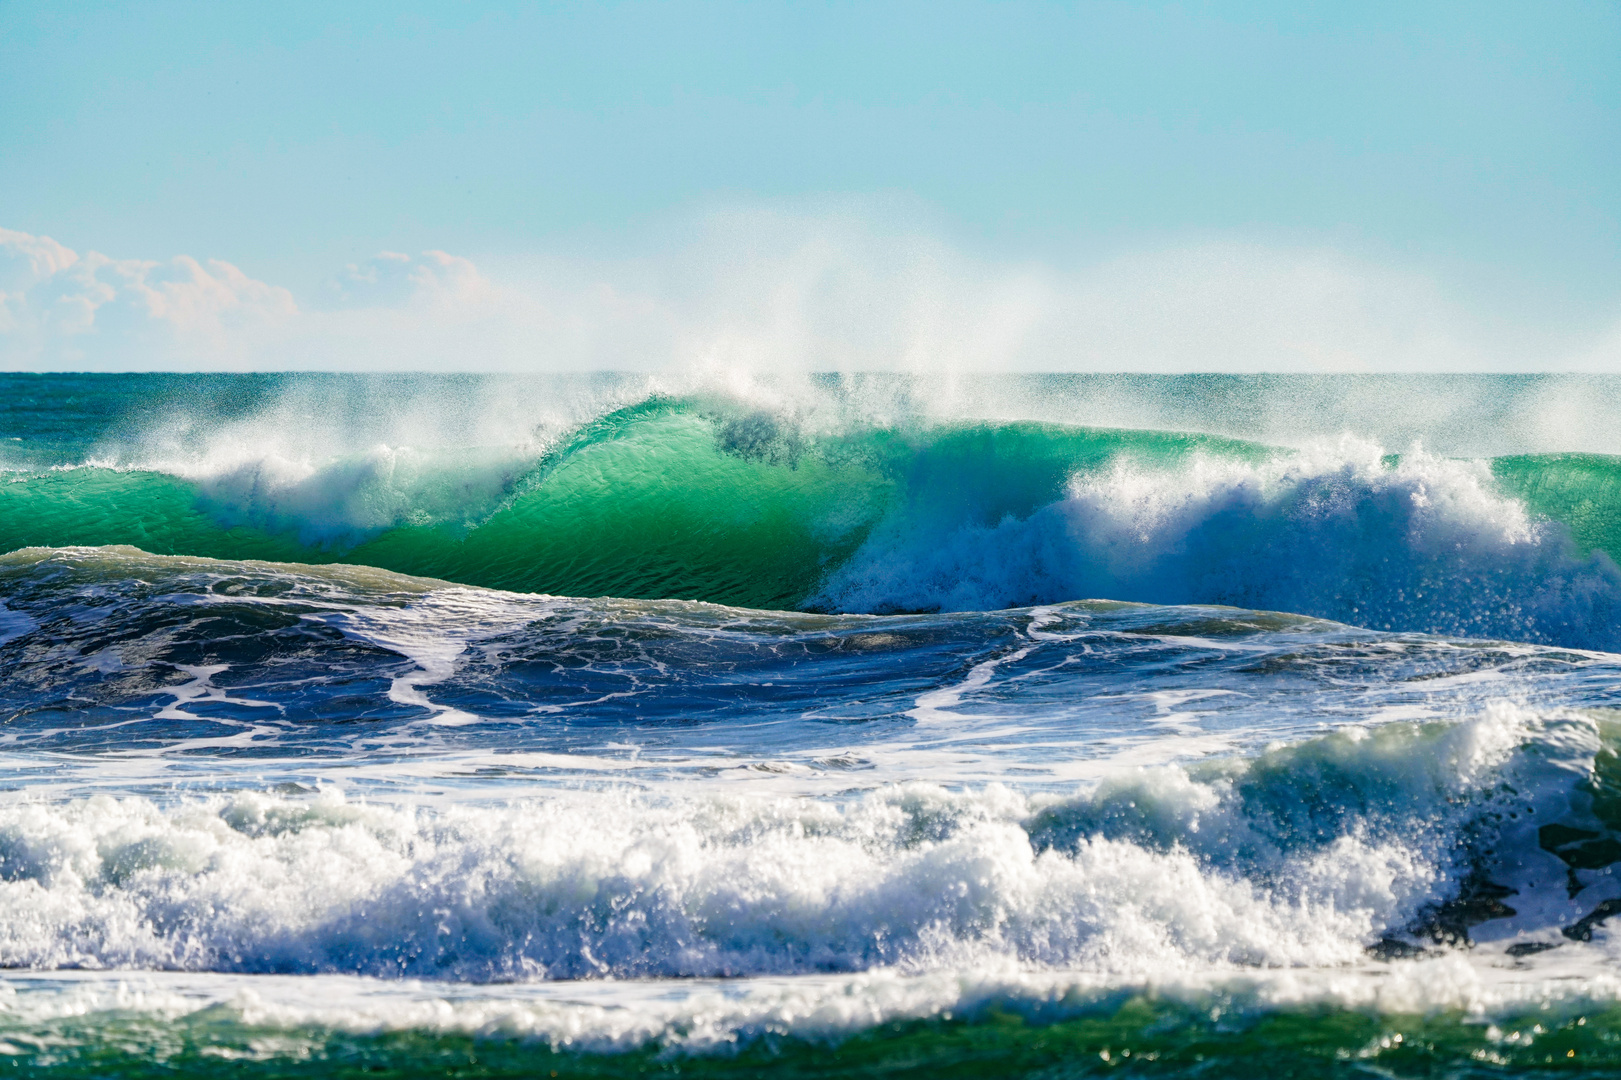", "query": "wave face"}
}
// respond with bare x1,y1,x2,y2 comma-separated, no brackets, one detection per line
3,373,1621,648
5,374,1621,1077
